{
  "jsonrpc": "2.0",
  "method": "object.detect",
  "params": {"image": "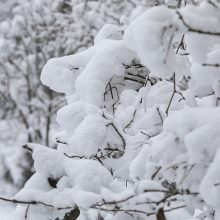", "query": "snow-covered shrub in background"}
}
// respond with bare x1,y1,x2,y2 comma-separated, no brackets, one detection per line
2,0,220,220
